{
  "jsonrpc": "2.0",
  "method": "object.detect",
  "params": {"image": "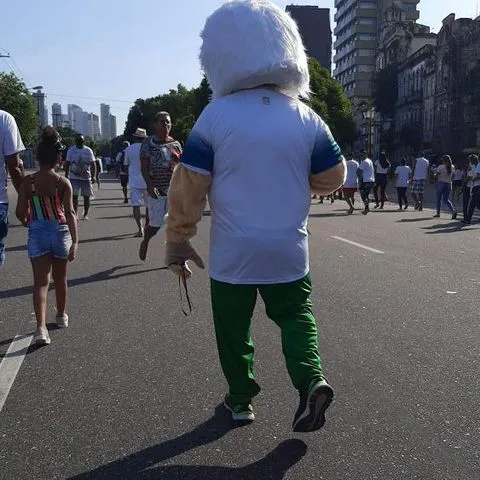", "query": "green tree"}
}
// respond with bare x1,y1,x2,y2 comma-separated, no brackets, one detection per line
307,59,356,149
0,72,38,144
